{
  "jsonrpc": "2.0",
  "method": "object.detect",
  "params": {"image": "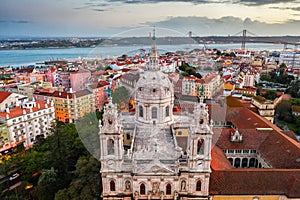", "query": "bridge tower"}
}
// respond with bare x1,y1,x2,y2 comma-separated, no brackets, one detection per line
241,29,246,50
